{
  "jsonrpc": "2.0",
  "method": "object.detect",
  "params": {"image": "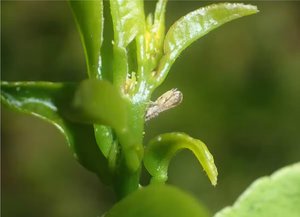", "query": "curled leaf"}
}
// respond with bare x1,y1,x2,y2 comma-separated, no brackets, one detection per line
0,81,111,182
144,132,218,186
155,3,259,86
